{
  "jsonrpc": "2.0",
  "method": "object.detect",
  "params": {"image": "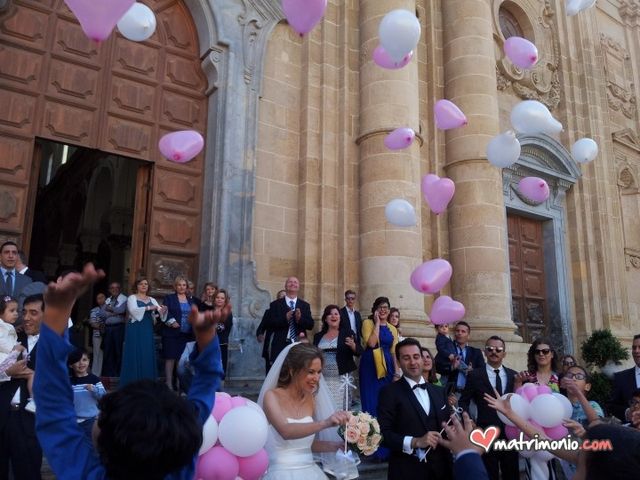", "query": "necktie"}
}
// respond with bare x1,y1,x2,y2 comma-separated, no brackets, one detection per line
412,383,428,390
494,369,503,395
5,271,13,296
288,300,296,340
